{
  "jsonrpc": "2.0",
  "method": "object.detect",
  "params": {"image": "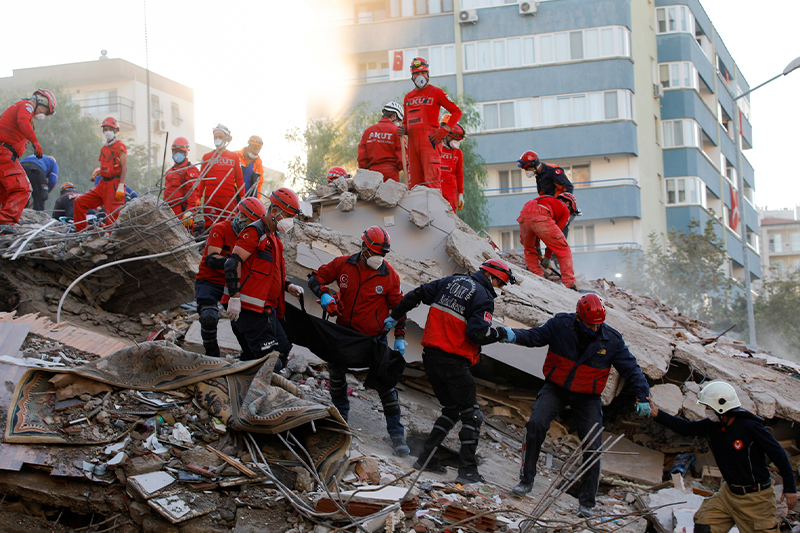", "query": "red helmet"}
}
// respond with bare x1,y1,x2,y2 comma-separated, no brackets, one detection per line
361,226,391,255
60,182,75,194
33,89,56,115
448,124,466,141
517,150,540,170
326,166,351,183
237,197,267,222
410,57,429,74
479,259,516,285
101,117,119,130
269,187,301,216
172,137,190,152
577,294,606,325
558,192,578,214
